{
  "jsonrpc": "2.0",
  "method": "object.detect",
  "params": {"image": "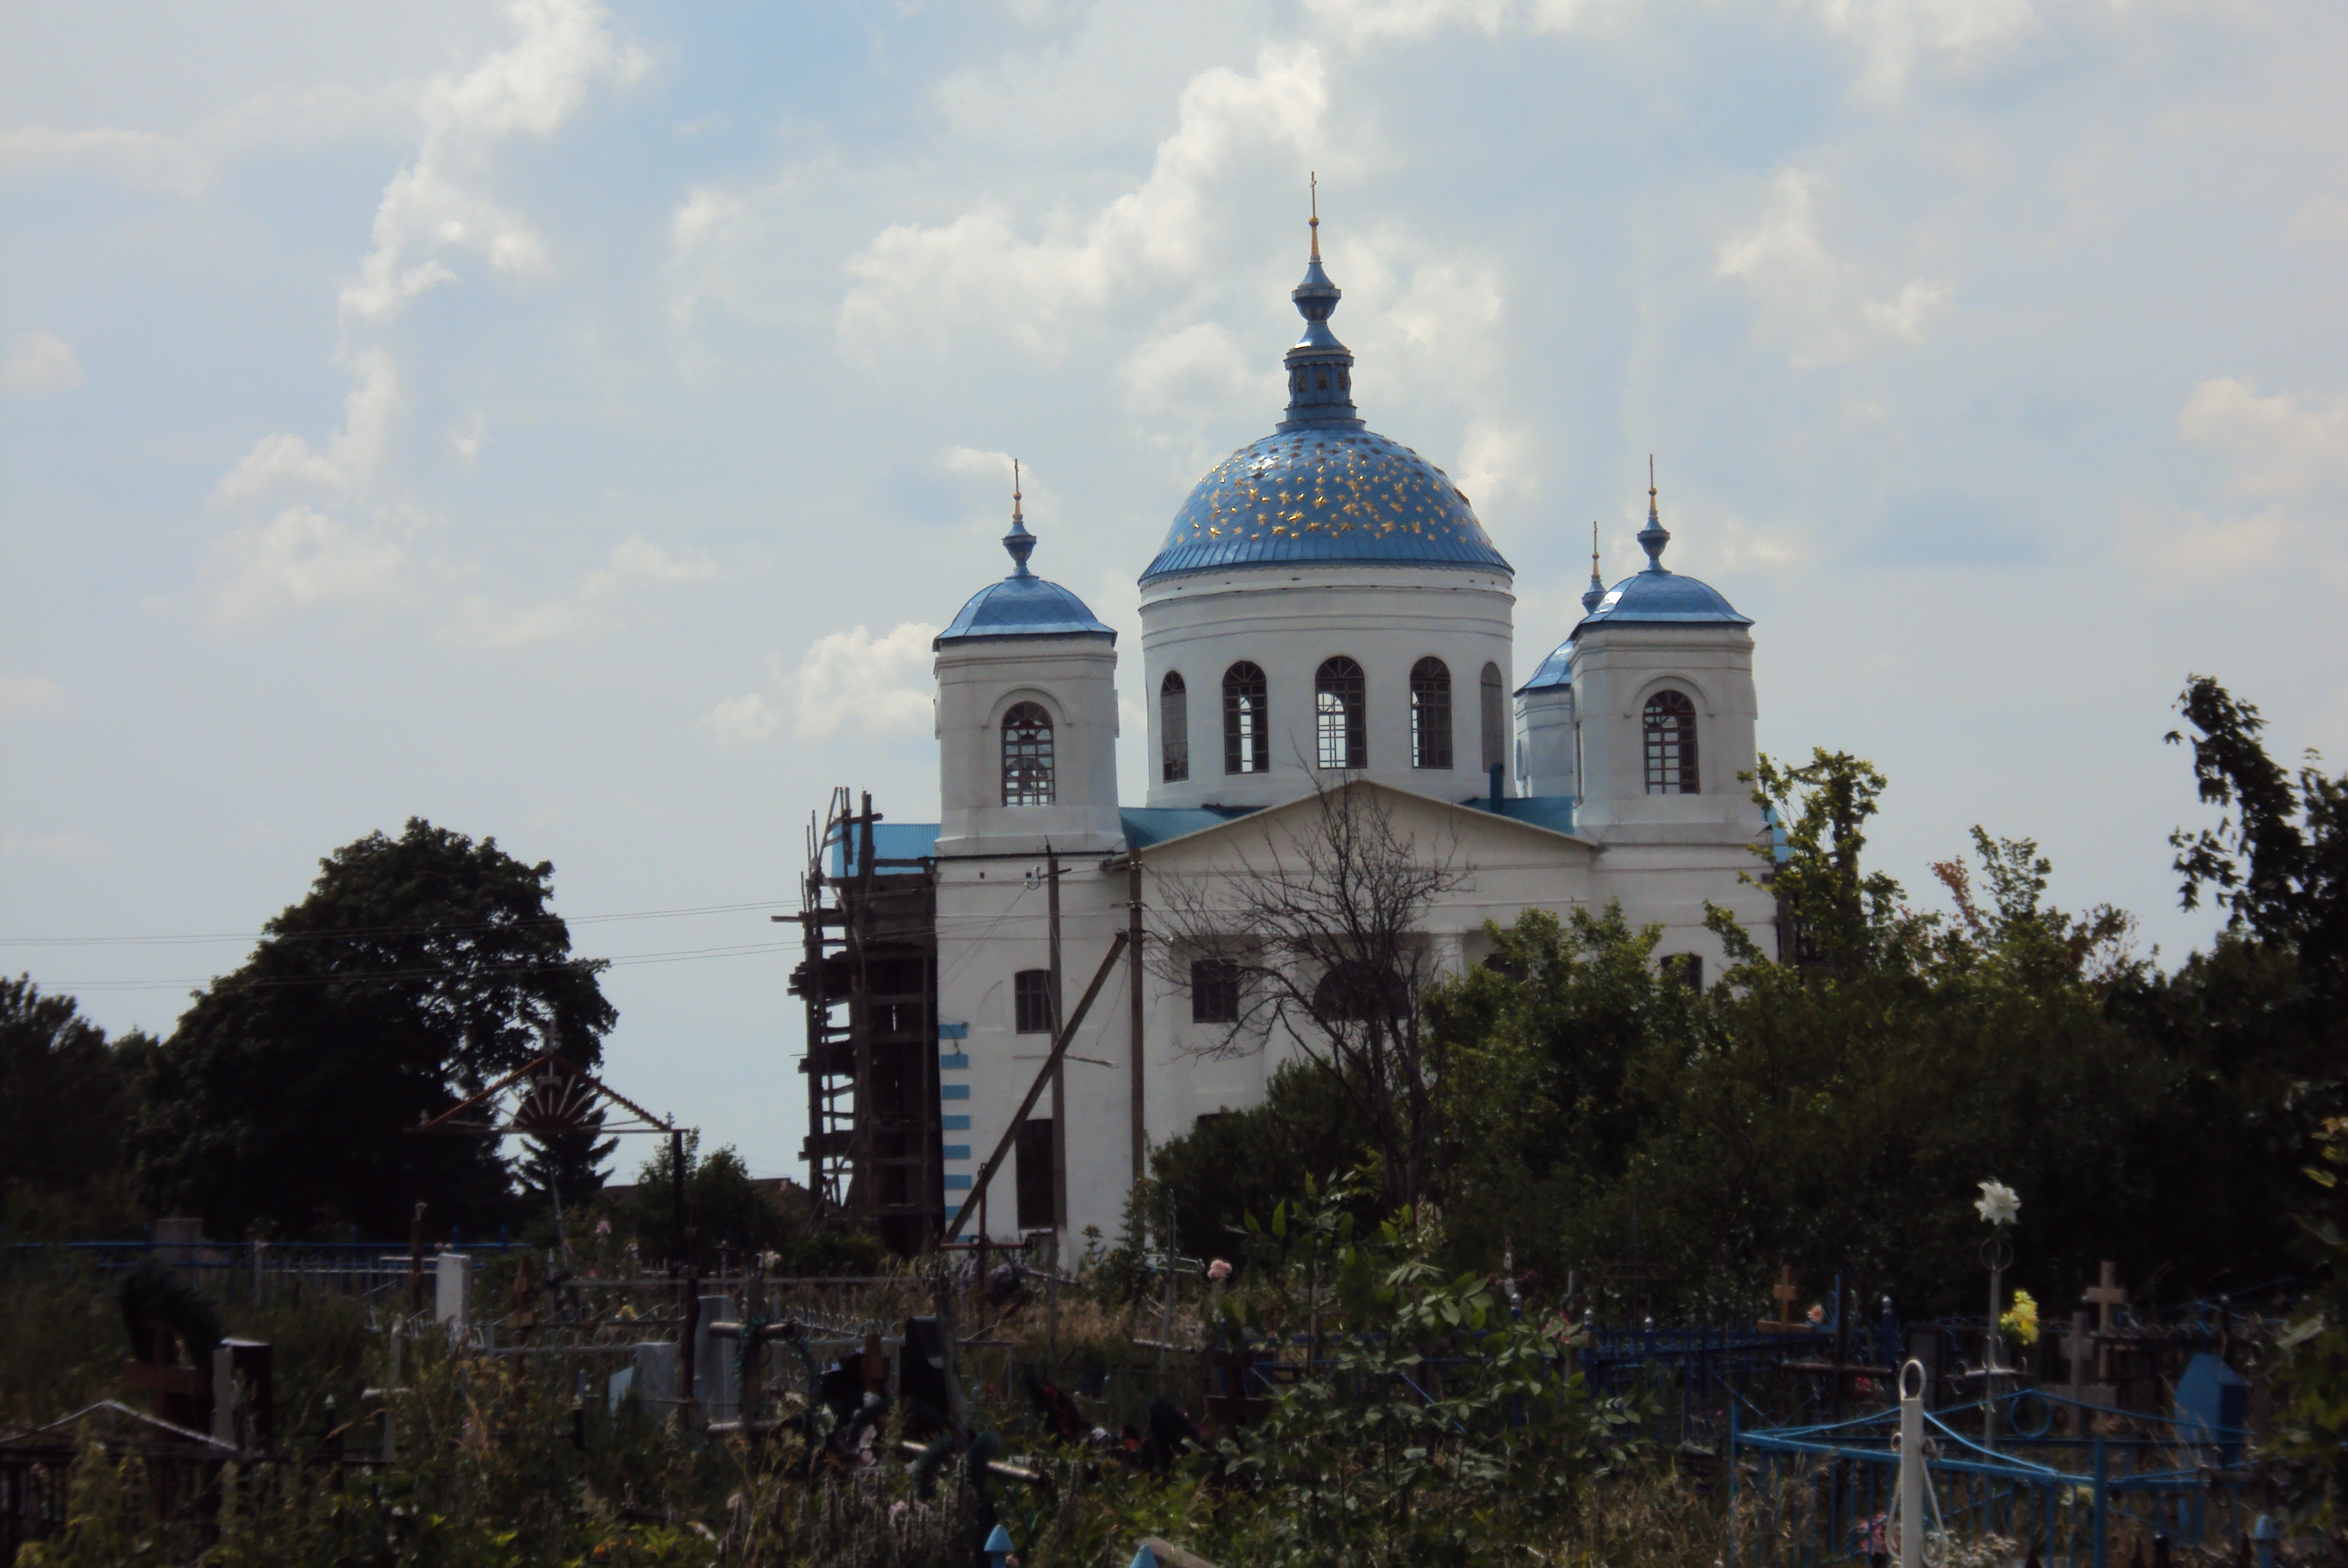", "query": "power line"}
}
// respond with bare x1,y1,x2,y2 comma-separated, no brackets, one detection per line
41,941,800,993
0,899,792,949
